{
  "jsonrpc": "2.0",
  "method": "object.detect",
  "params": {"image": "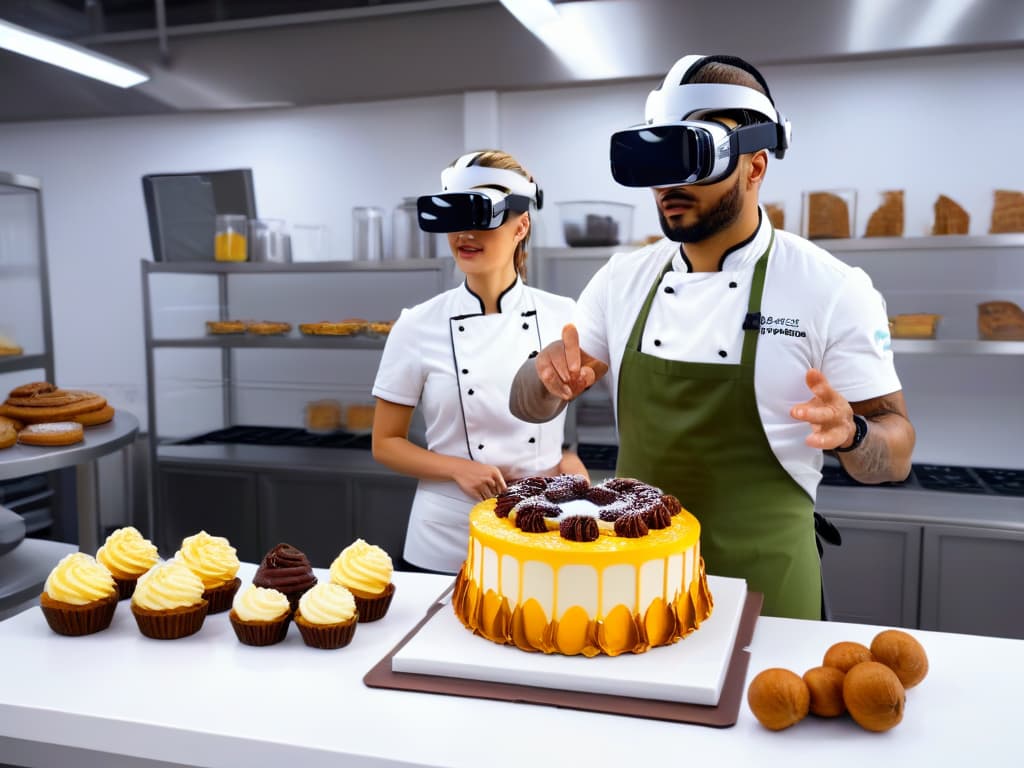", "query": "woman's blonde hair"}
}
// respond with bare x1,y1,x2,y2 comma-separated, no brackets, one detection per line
455,149,535,281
